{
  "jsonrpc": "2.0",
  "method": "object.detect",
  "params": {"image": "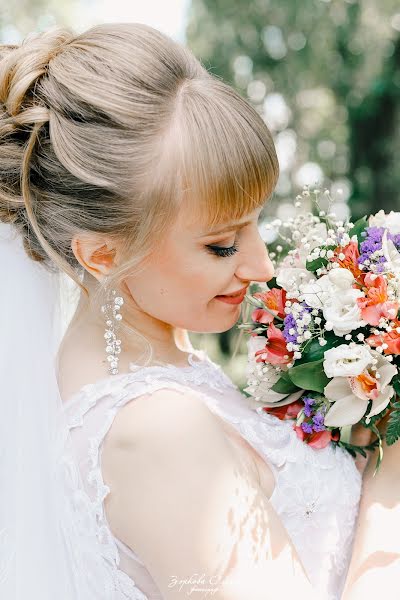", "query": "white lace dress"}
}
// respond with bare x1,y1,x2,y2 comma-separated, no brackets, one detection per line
62,349,362,600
